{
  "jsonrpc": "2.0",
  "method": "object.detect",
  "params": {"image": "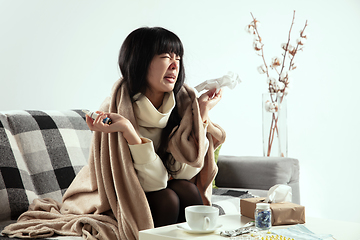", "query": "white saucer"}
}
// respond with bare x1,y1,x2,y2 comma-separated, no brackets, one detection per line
177,223,223,234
